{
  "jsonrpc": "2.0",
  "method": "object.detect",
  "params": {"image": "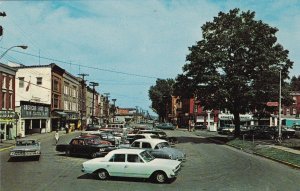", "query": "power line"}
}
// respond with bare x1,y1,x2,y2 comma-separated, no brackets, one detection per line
0,47,160,79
